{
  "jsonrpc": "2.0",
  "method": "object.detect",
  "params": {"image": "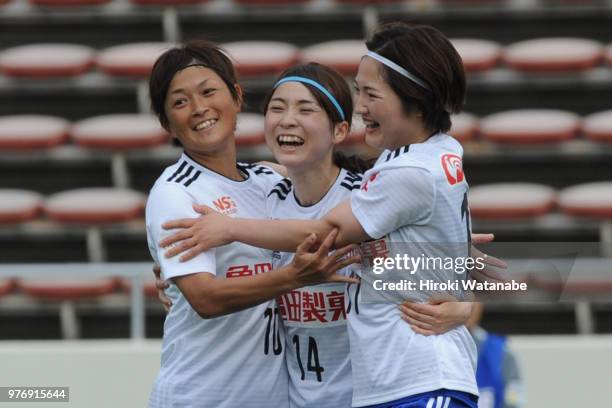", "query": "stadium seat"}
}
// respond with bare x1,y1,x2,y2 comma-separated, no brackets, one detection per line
451,38,501,72
119,278,159,299
0,115,70,150
29,0,111,6
582,110,612,143
234,0,310,4
301,40,367,75
221,41,299,76
71,114,168,149
235,113,265,146
469,183,557,219
504,38,603,72
16,277,119,339
44,187,146,225
343,114,365,145
130,0,206,4
71,114,168,188
606,43,612,66
449,112,479,142
558,182,612,219
0,279,15,296
96,43,173,77
479,109,580,143
0,189,43,223
0,44,95,77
